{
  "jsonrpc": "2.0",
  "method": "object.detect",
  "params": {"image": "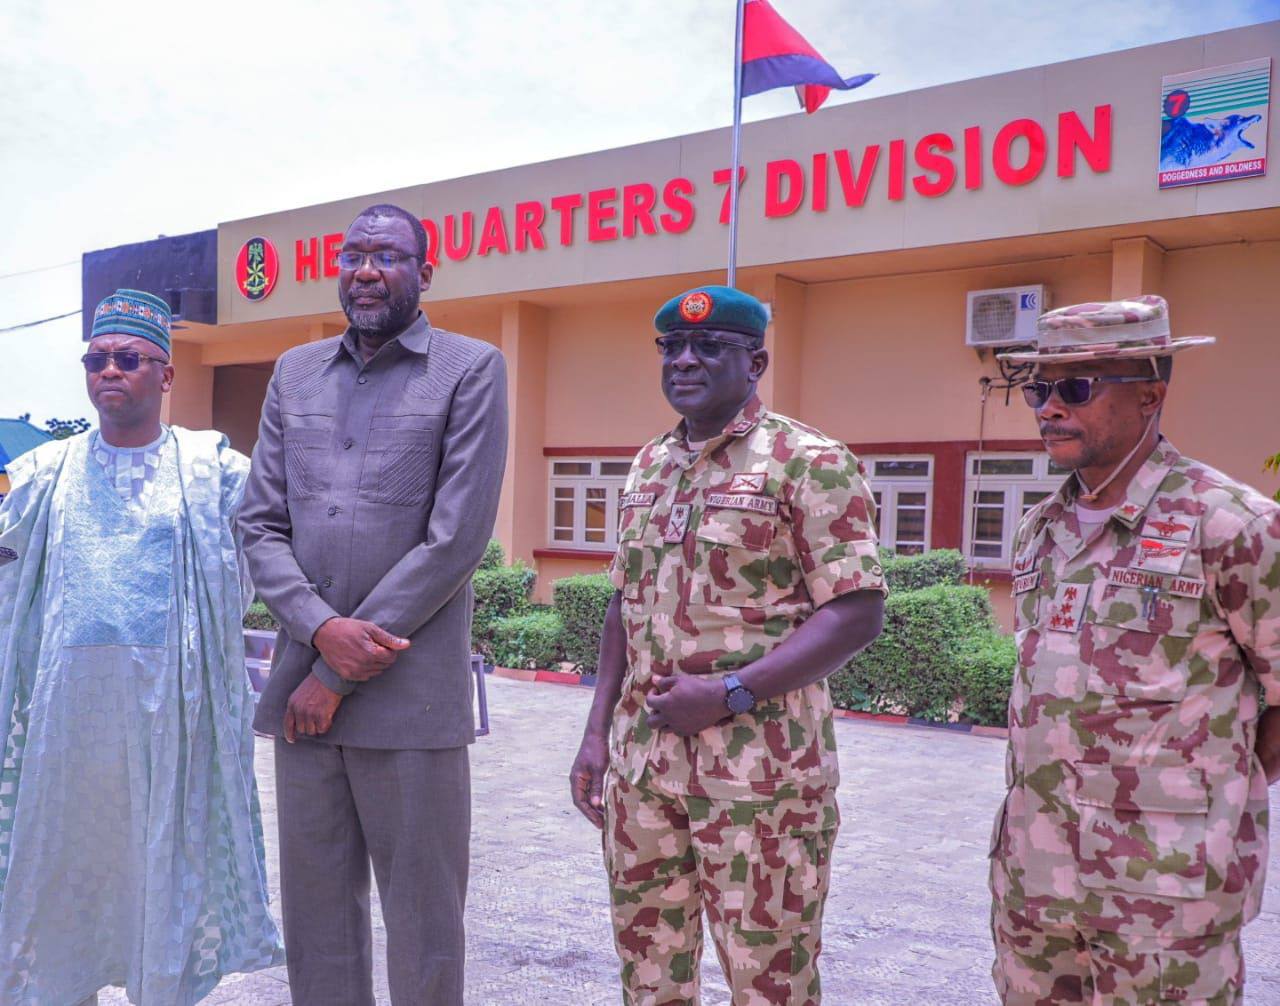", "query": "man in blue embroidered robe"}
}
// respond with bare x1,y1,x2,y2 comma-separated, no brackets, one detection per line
0,290,283,1005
